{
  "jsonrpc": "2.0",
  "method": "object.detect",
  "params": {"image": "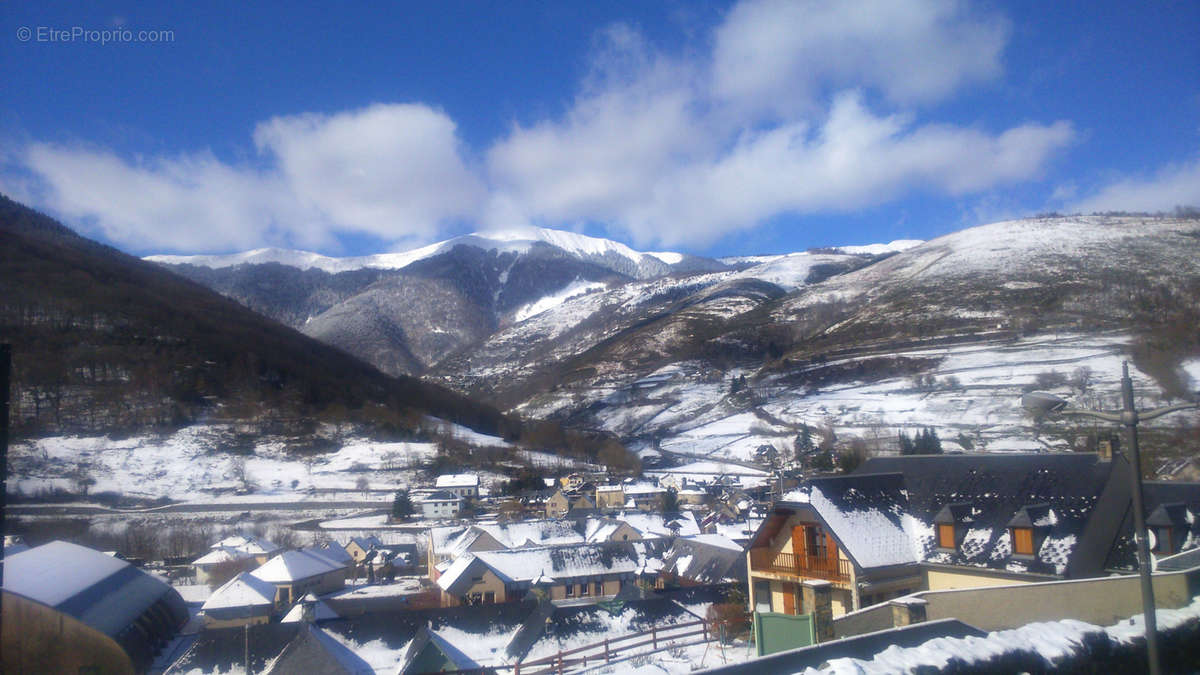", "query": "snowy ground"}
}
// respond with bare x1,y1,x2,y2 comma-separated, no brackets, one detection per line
540,332,1196,466
799,594,1200,674
8,421,522,504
